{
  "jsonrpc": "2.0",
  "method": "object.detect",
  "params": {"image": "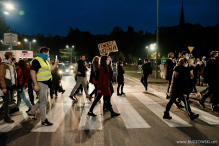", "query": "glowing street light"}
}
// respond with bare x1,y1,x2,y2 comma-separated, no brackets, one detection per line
24,39,36,50
4,12,9,15
33,39,36,42
66,45,69,48
5,4,14,10
150,43,156,50
66,45,74,64
24,38,28,42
